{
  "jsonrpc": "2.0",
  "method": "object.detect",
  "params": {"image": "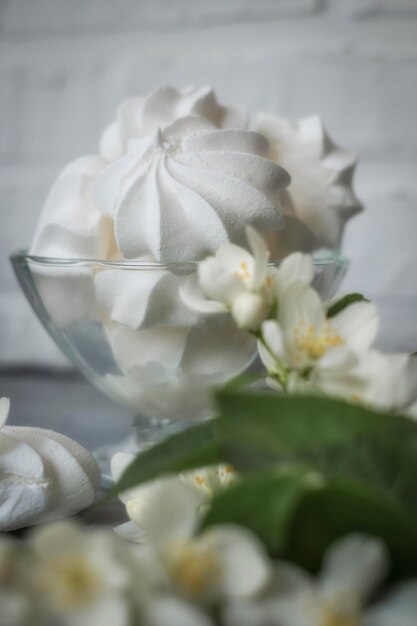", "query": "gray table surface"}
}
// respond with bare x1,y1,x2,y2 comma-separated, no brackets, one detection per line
1,368,133,527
